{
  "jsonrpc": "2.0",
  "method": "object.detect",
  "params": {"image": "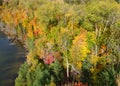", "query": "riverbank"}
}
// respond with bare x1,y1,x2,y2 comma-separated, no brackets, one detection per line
0,30,26,86
0,22,27,49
